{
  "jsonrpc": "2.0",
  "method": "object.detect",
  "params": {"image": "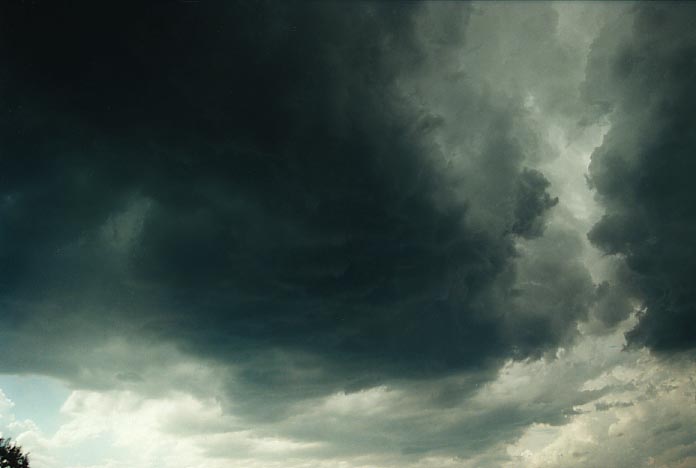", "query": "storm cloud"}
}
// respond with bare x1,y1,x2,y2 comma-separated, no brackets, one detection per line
0,1,578,387
585,3,696,351
0,2,694,467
